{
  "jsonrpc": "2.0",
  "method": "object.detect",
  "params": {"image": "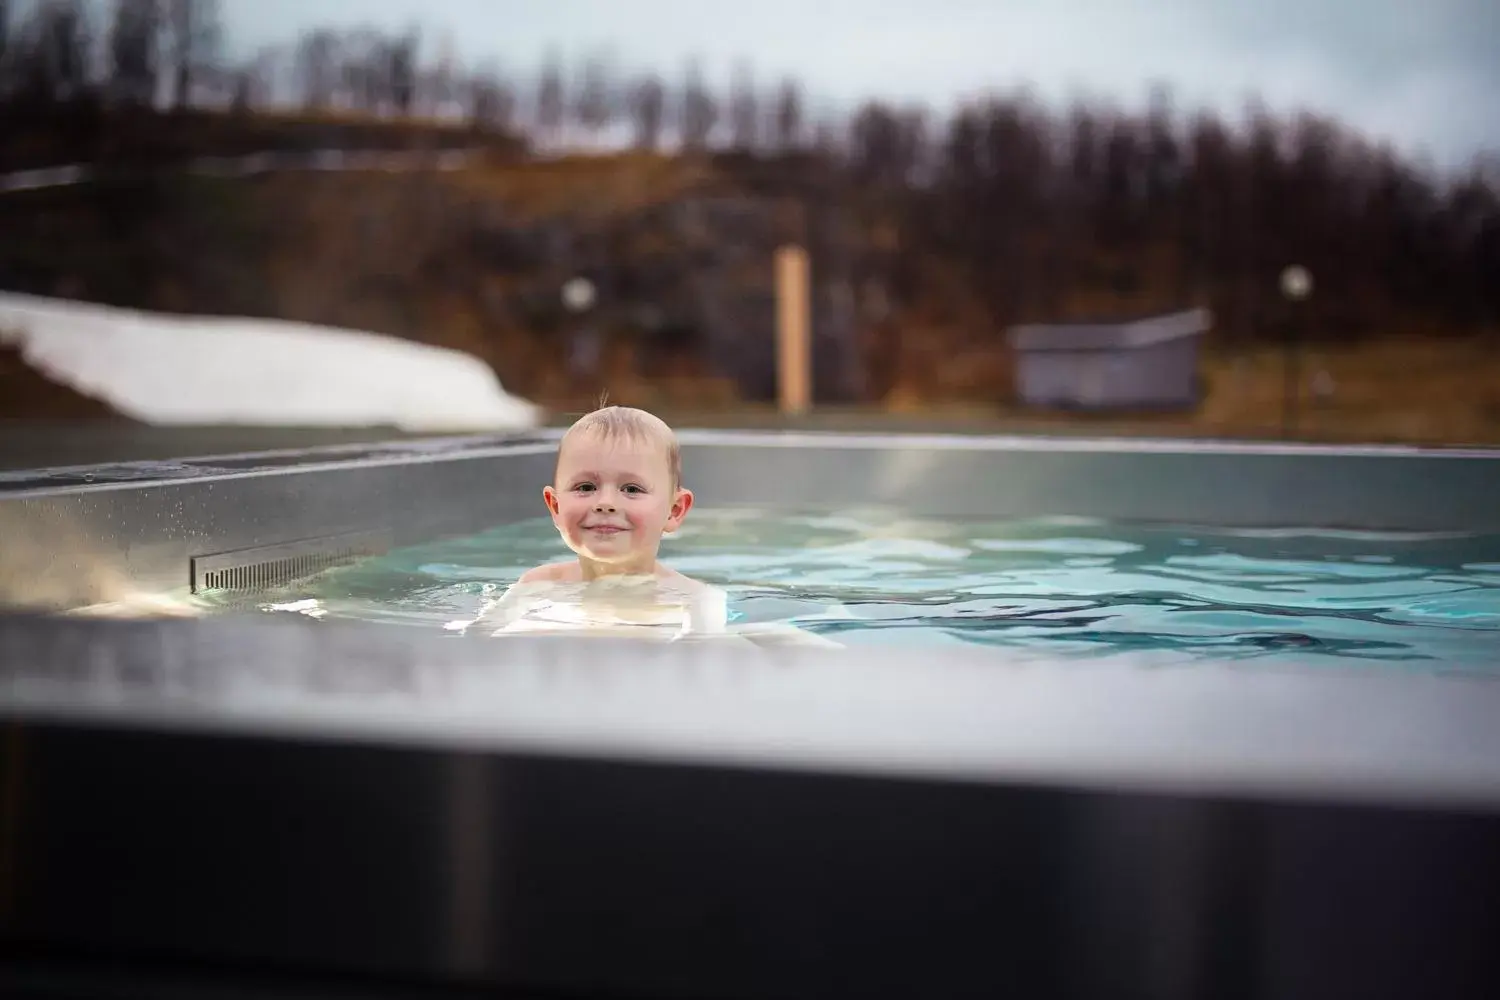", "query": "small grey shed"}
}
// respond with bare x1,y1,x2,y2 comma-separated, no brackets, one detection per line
1007,308,1212,410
